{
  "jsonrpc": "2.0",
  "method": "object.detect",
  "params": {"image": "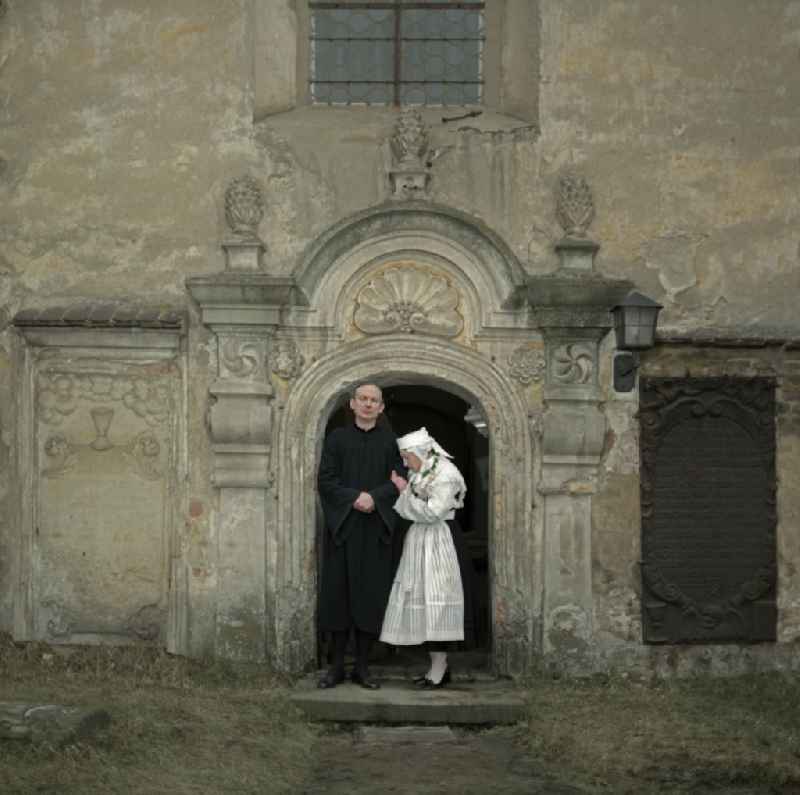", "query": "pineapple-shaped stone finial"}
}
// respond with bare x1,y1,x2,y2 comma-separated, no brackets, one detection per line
391,108,429,169
555,171,595,239
388,109,431,199
225,175,264,239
